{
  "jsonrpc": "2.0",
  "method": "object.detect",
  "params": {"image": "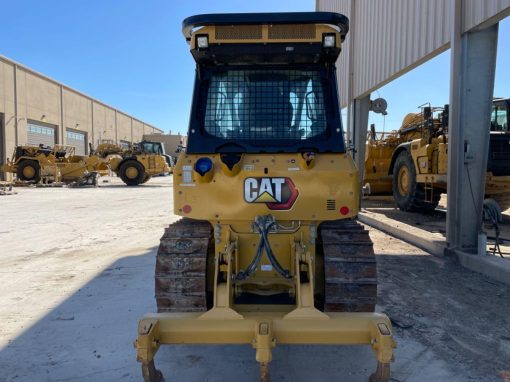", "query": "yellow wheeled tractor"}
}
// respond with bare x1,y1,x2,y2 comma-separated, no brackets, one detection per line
363,99,510,212
135,12,395,382
94,140,171,186
0,144,109,185
363,126,401,195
